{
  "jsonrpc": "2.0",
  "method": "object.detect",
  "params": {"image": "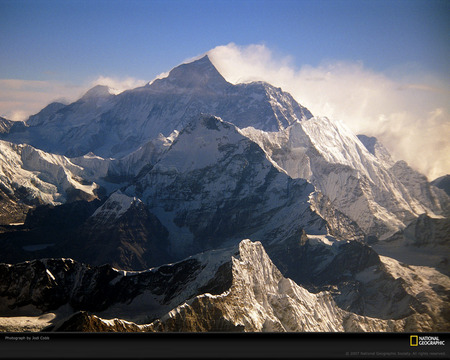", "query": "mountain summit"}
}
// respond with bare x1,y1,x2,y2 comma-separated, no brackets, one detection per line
150,55,229,92
0,55,312,157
